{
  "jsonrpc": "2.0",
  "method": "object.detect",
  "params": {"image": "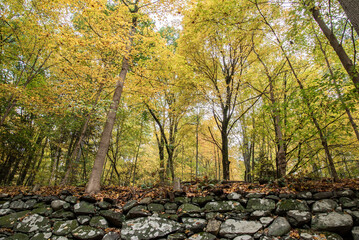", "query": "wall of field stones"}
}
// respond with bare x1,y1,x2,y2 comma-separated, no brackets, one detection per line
0,189,359,240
